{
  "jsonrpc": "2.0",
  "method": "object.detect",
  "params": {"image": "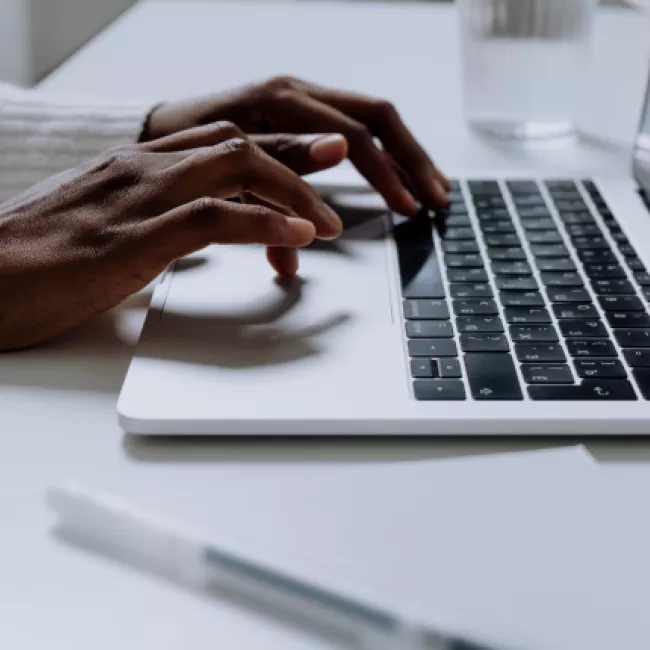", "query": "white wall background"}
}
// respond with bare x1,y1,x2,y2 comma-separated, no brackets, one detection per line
0,0,135,85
